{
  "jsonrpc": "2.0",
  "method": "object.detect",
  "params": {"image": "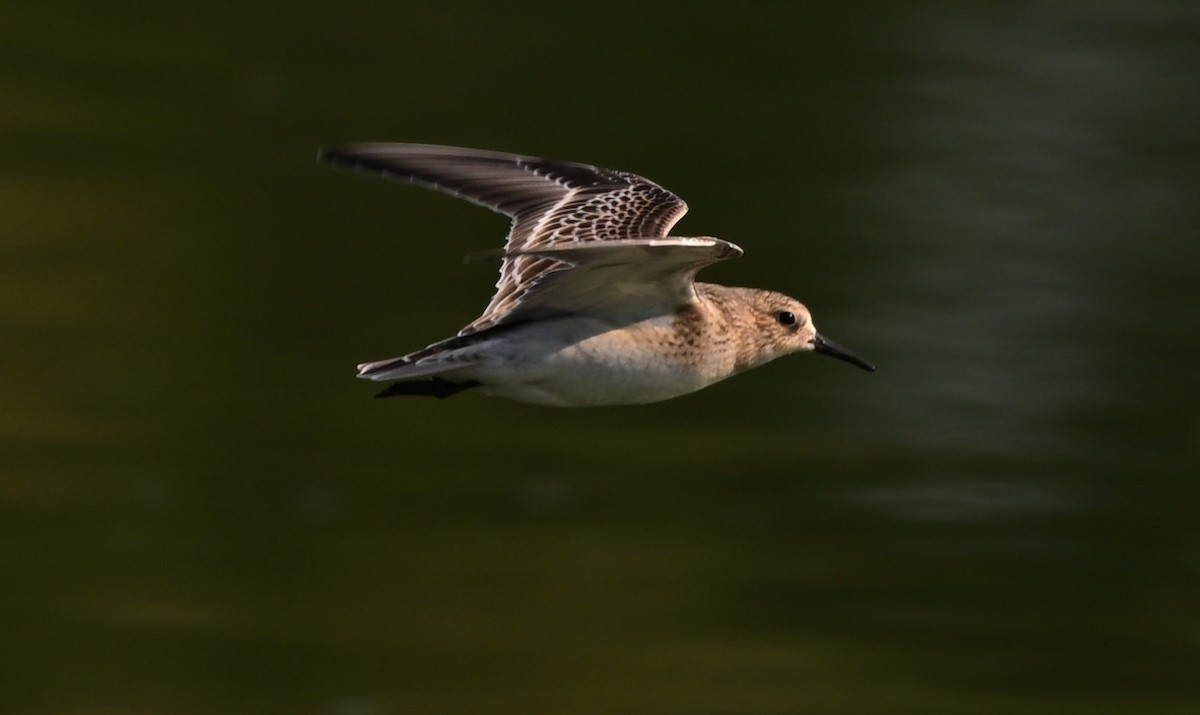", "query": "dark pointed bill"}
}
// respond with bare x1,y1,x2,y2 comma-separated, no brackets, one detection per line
811,333,875,372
